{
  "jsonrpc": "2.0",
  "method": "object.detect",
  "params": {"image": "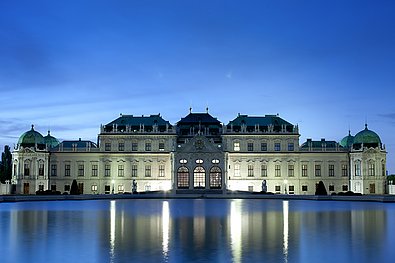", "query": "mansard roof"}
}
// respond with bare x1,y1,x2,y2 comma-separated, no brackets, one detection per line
300,139,343,150
56,139,97,149
177,112,221,126
227,114,293,127
105,114,172,128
